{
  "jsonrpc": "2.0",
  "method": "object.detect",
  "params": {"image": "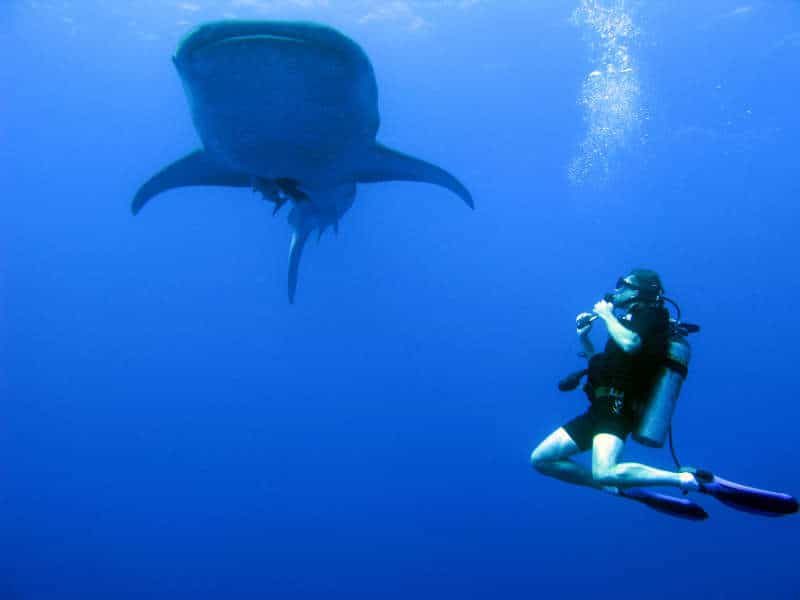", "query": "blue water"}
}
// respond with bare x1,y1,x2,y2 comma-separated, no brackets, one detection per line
2,1,799,598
